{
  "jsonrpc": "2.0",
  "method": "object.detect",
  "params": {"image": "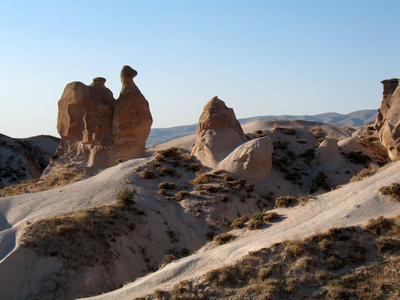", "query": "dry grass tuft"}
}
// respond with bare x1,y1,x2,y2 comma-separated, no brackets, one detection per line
213,233,236,245
379,183,400,202
161,221,400,299
0,166,85,197
350,163,380,182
